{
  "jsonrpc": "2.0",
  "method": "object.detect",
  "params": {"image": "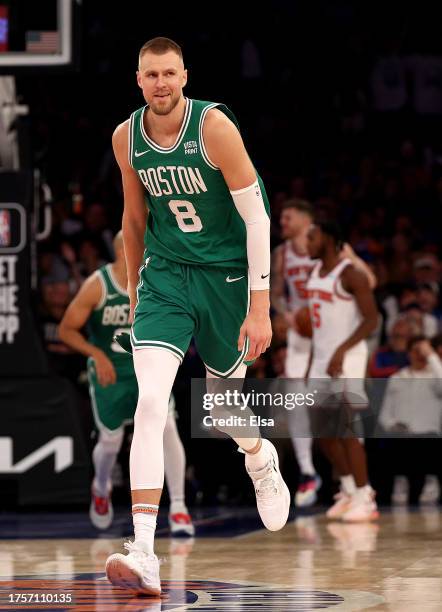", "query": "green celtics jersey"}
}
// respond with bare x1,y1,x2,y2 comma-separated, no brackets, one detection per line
87,264,134,375
129,98,270,269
